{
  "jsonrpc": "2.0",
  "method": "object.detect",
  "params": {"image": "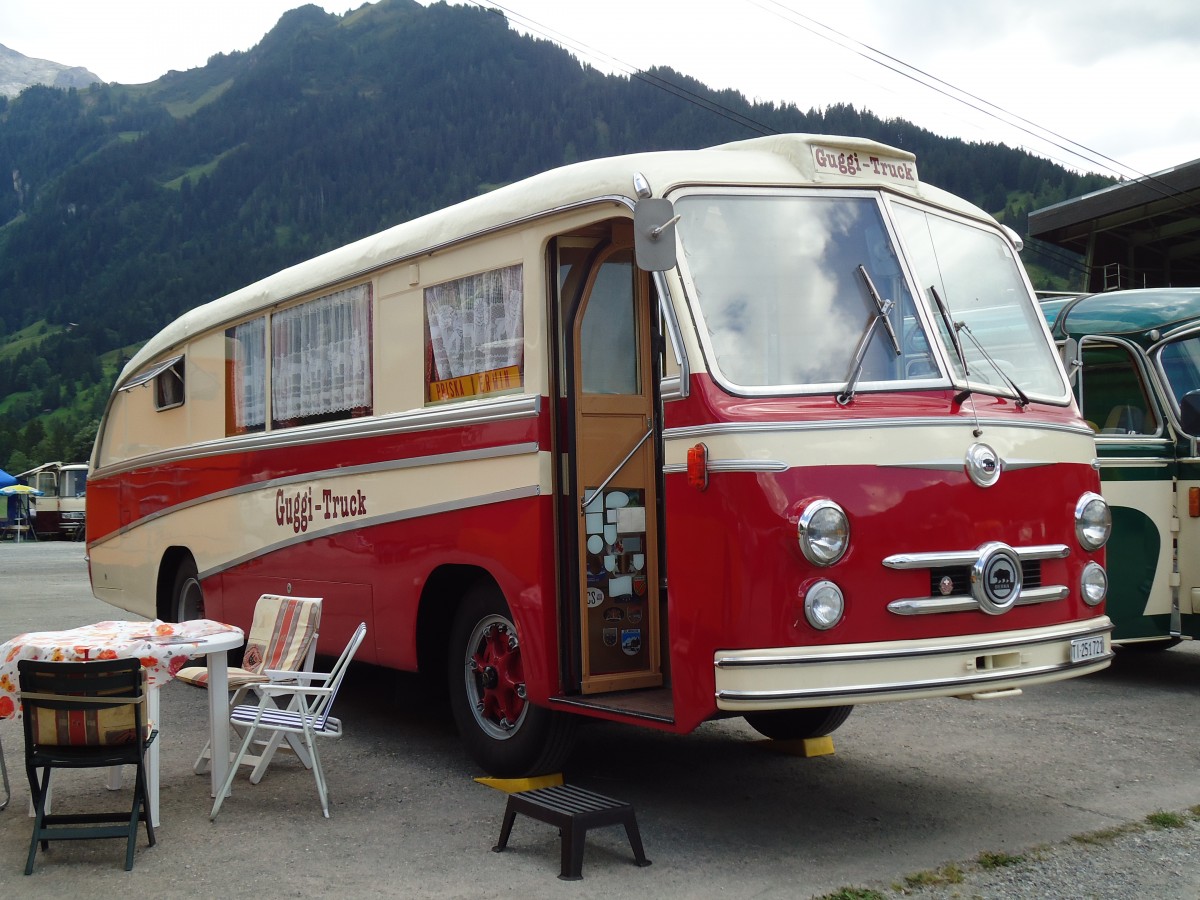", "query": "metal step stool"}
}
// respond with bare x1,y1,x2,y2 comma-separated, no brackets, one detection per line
492,783,651,880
